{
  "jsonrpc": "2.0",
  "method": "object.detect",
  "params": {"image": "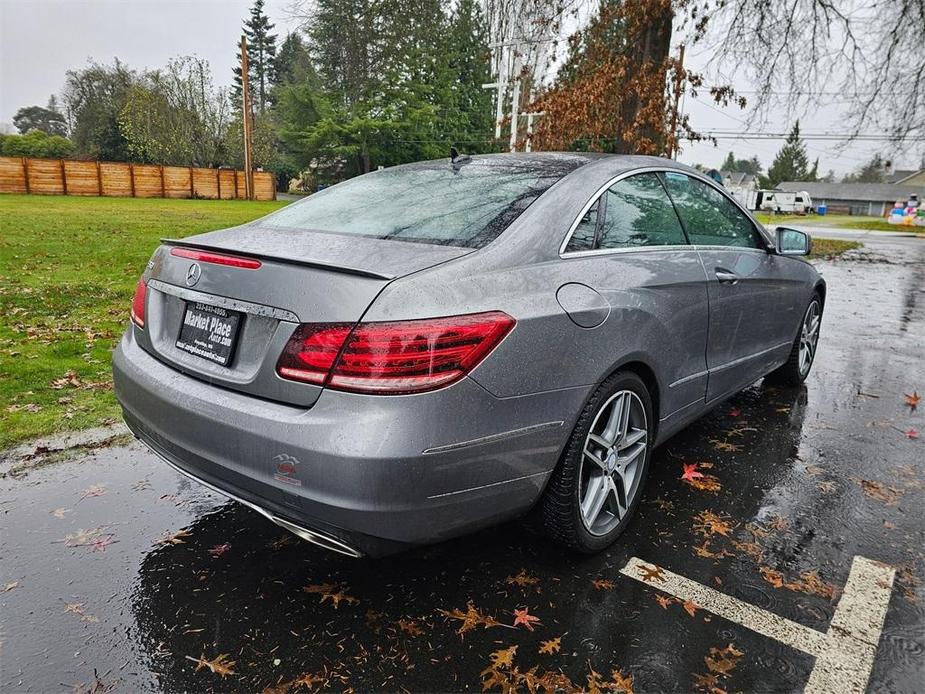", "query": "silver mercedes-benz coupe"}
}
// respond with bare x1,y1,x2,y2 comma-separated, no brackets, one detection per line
113,153,824,557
